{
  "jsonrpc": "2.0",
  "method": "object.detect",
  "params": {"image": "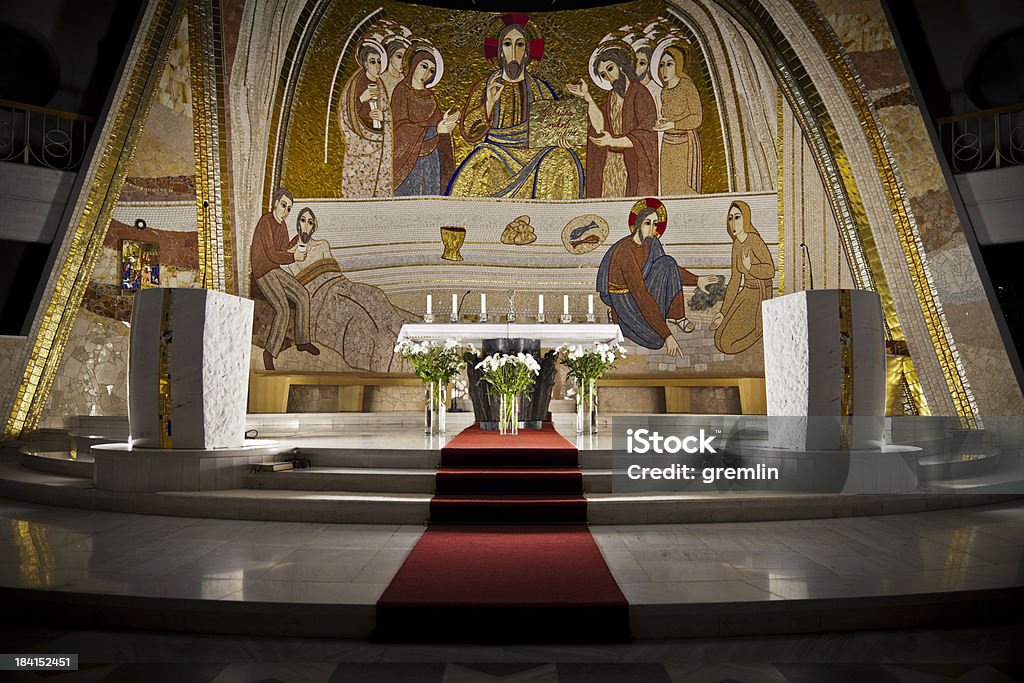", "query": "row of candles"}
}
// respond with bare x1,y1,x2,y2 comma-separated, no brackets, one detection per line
424,293,596,321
